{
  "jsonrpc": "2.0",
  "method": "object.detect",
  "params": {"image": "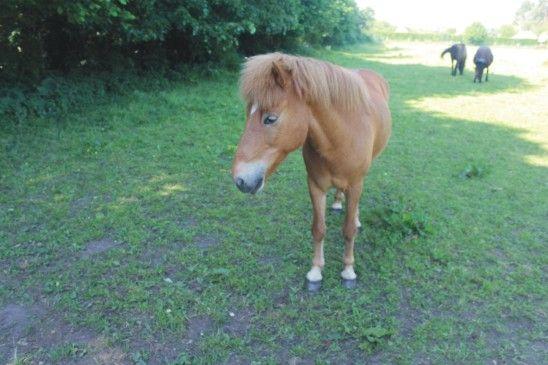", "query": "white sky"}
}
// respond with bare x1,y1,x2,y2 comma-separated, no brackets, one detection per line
356,0,525,31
